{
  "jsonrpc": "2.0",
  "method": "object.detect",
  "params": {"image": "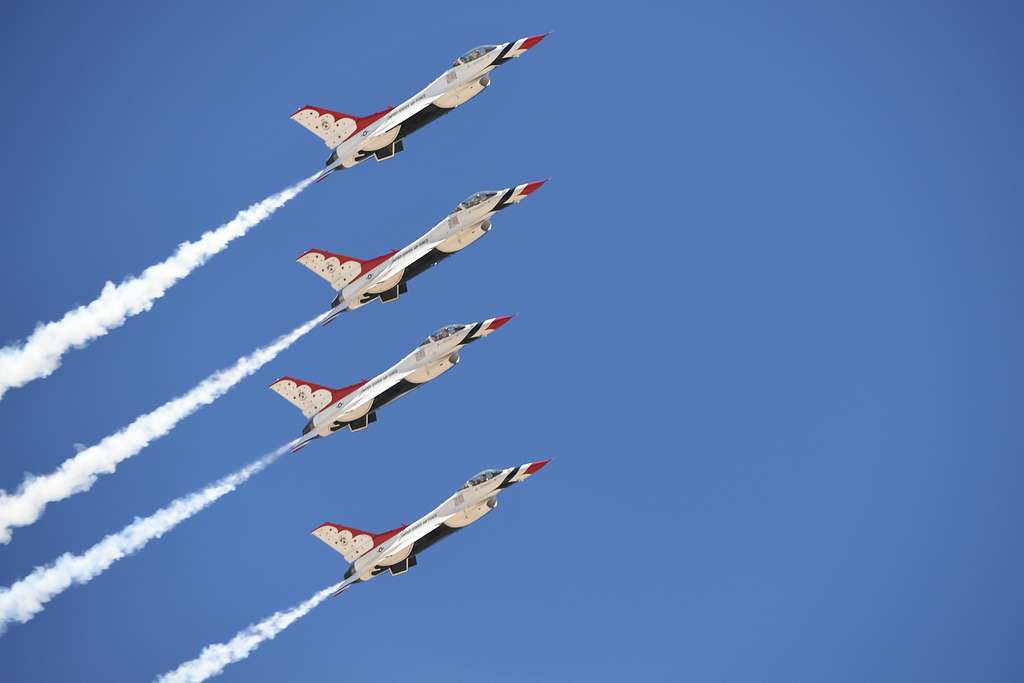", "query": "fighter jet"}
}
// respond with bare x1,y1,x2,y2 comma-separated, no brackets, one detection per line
271,316,513,452
290,34,548,182
297,181,545,325
313,459,549,596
